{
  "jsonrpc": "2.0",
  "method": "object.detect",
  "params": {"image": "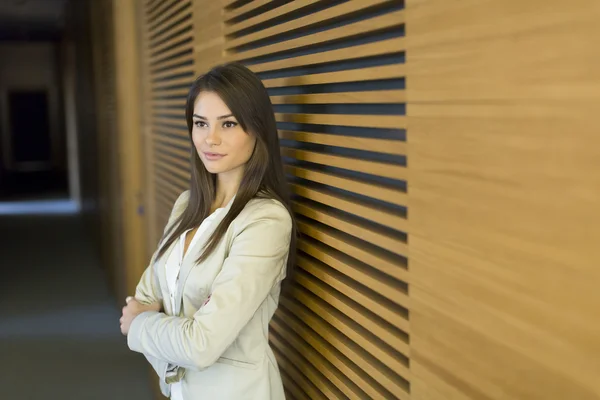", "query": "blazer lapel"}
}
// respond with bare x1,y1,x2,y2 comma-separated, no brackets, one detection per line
173,196,236,315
